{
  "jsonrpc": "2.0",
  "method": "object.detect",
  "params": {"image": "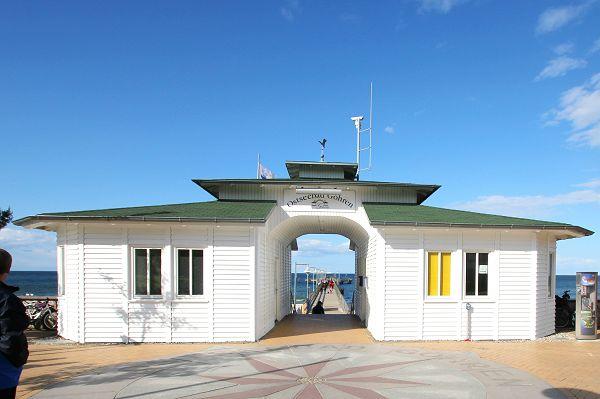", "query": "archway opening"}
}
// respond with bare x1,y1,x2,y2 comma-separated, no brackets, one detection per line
257,215,374,343
291,234,356,315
